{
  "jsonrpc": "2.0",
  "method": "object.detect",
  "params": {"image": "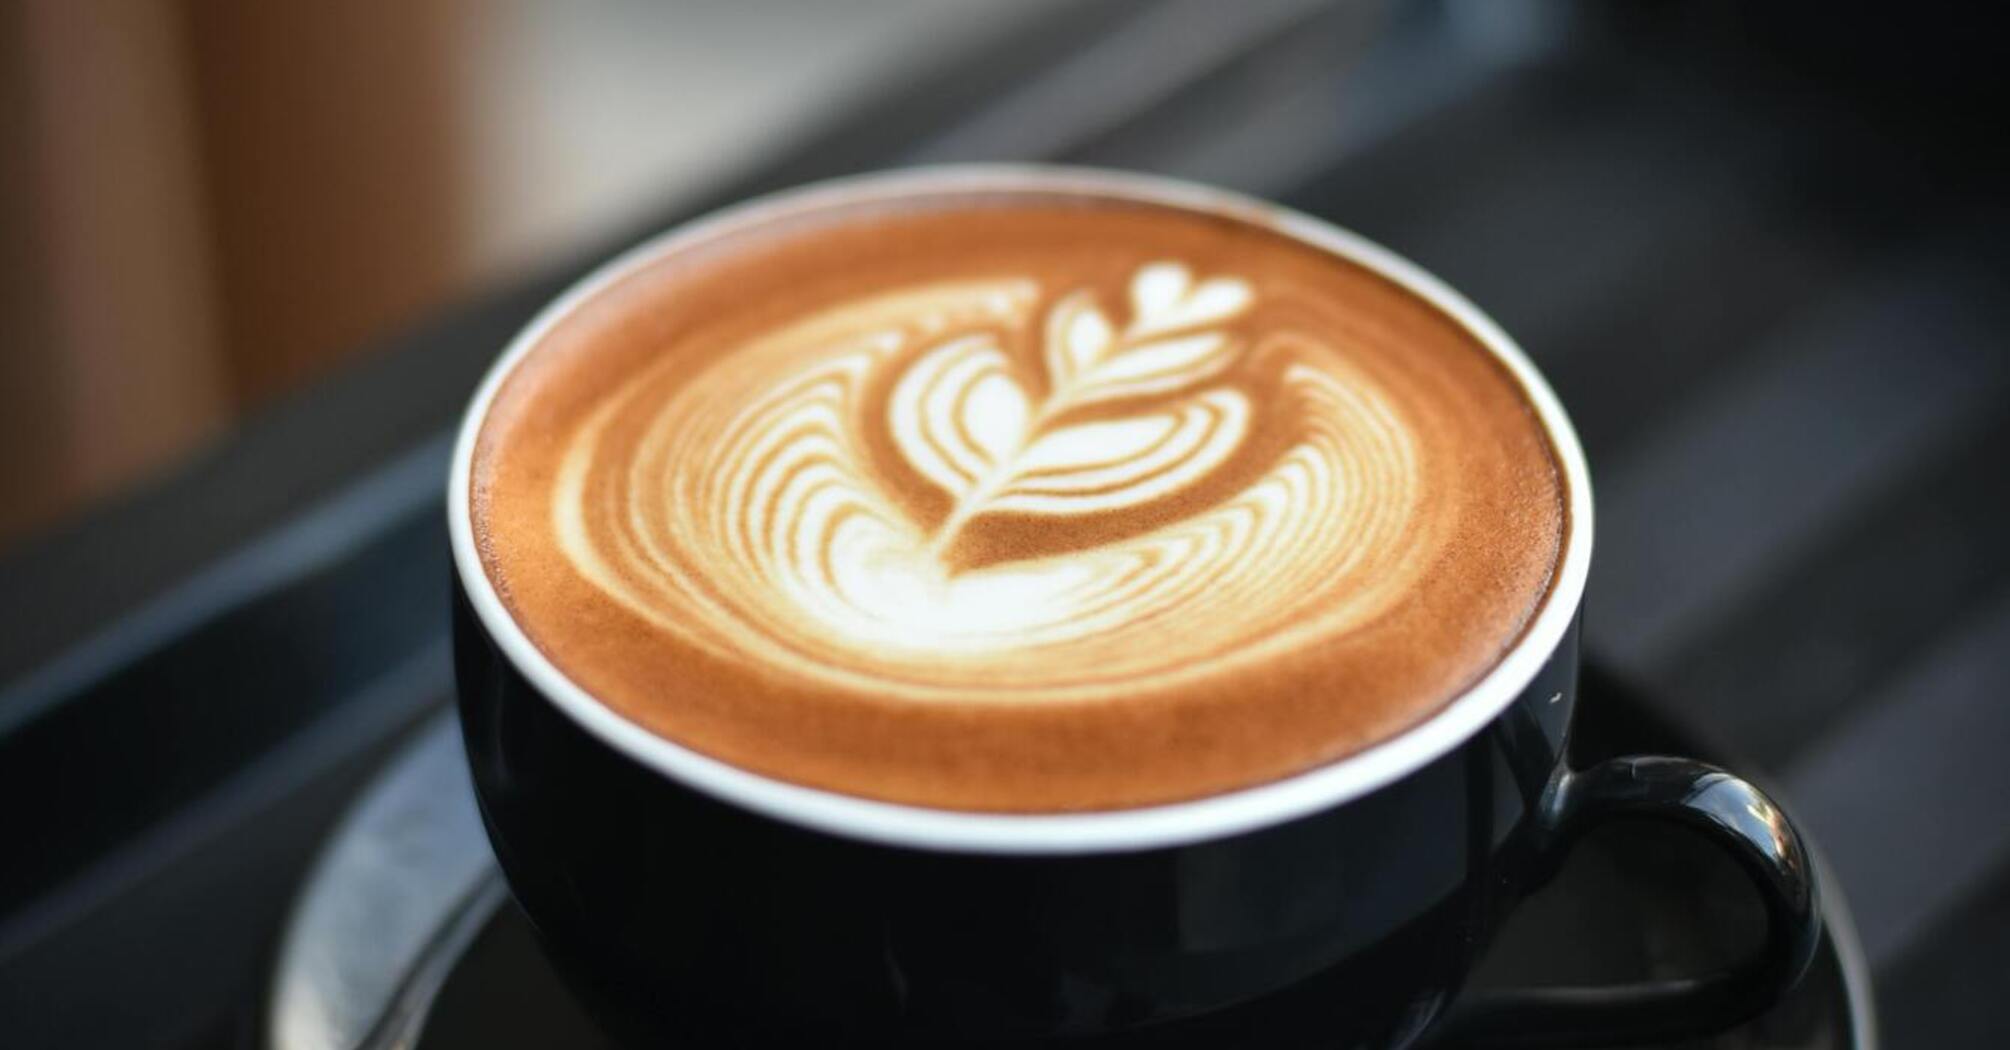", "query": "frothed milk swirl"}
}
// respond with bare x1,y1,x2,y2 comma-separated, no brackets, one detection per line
471,180,1568,811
